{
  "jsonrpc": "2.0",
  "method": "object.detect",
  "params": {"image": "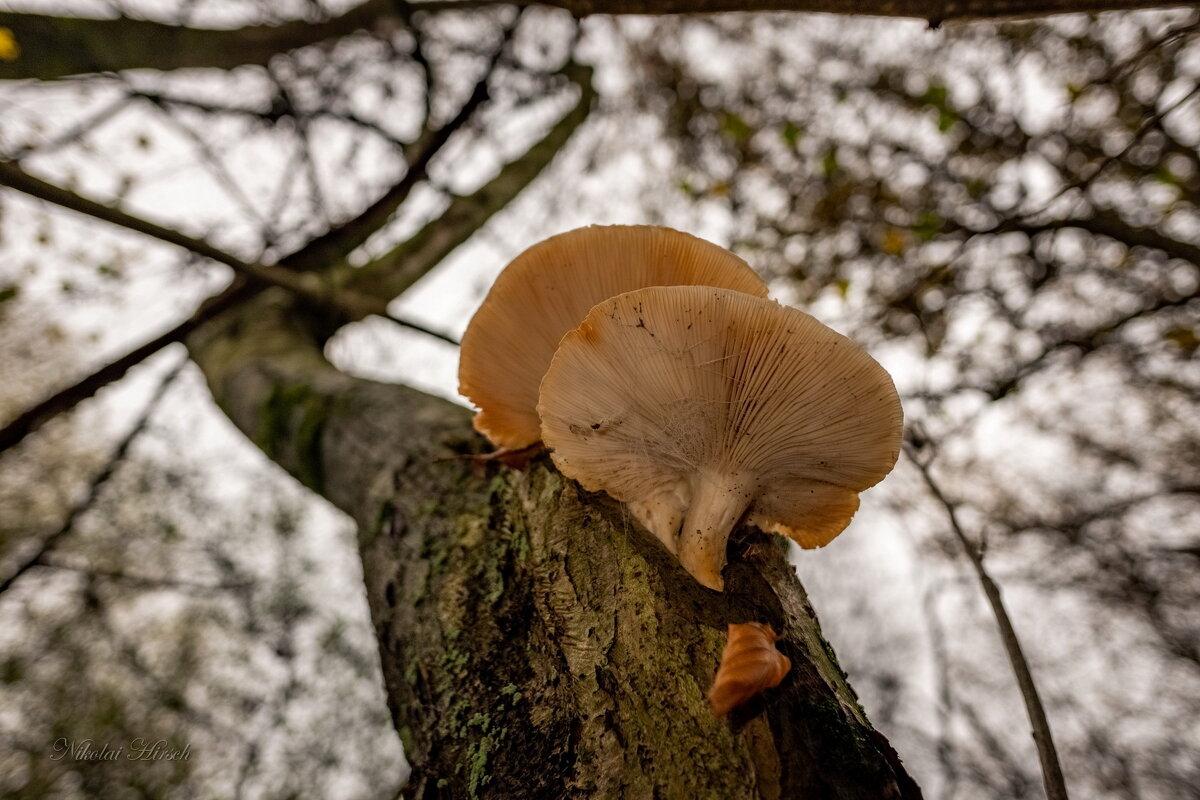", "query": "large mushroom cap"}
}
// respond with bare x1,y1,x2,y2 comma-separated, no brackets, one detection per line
538,285,903,591
458,225,769,450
